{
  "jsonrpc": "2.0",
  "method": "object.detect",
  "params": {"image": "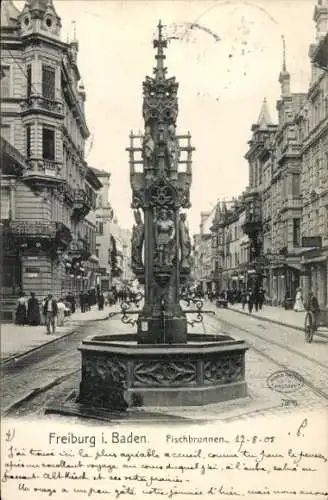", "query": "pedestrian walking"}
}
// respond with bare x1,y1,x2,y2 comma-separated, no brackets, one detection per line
253,288,259,312
27,292,41,326
305,290,320,329
294,287,304,312
258,287,265,310
247,289,253,314
15,292,27,325
79,292,85,313
66,292,76,314
241,290,247,310
98,292,105,311
56,298,66,327
43,294,58,334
